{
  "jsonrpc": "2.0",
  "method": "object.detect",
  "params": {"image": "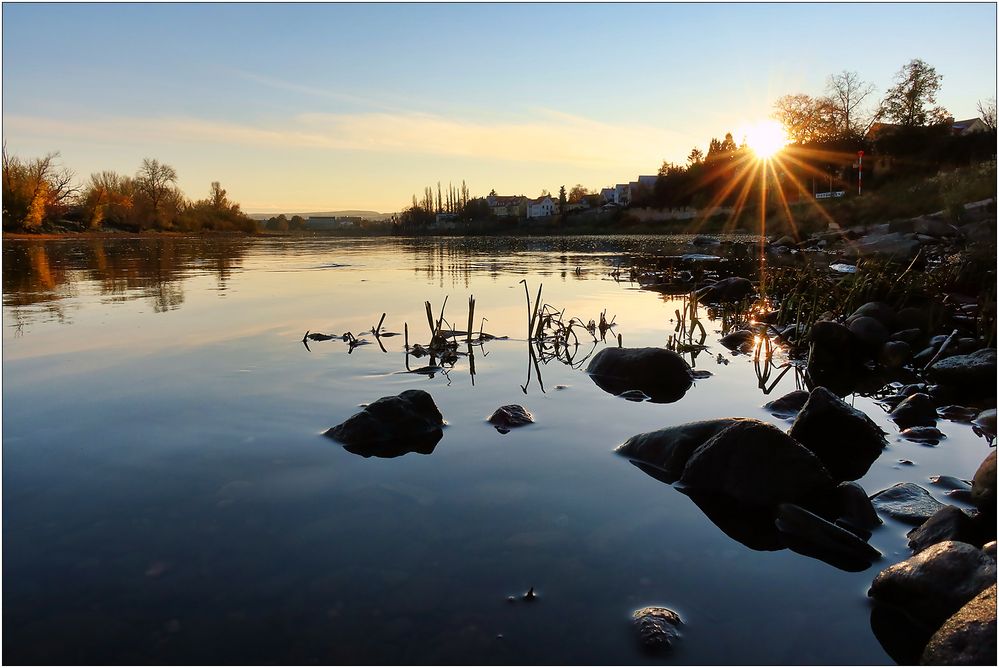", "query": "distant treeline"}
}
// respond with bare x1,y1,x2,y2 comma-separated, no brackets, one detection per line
2,149,257,234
